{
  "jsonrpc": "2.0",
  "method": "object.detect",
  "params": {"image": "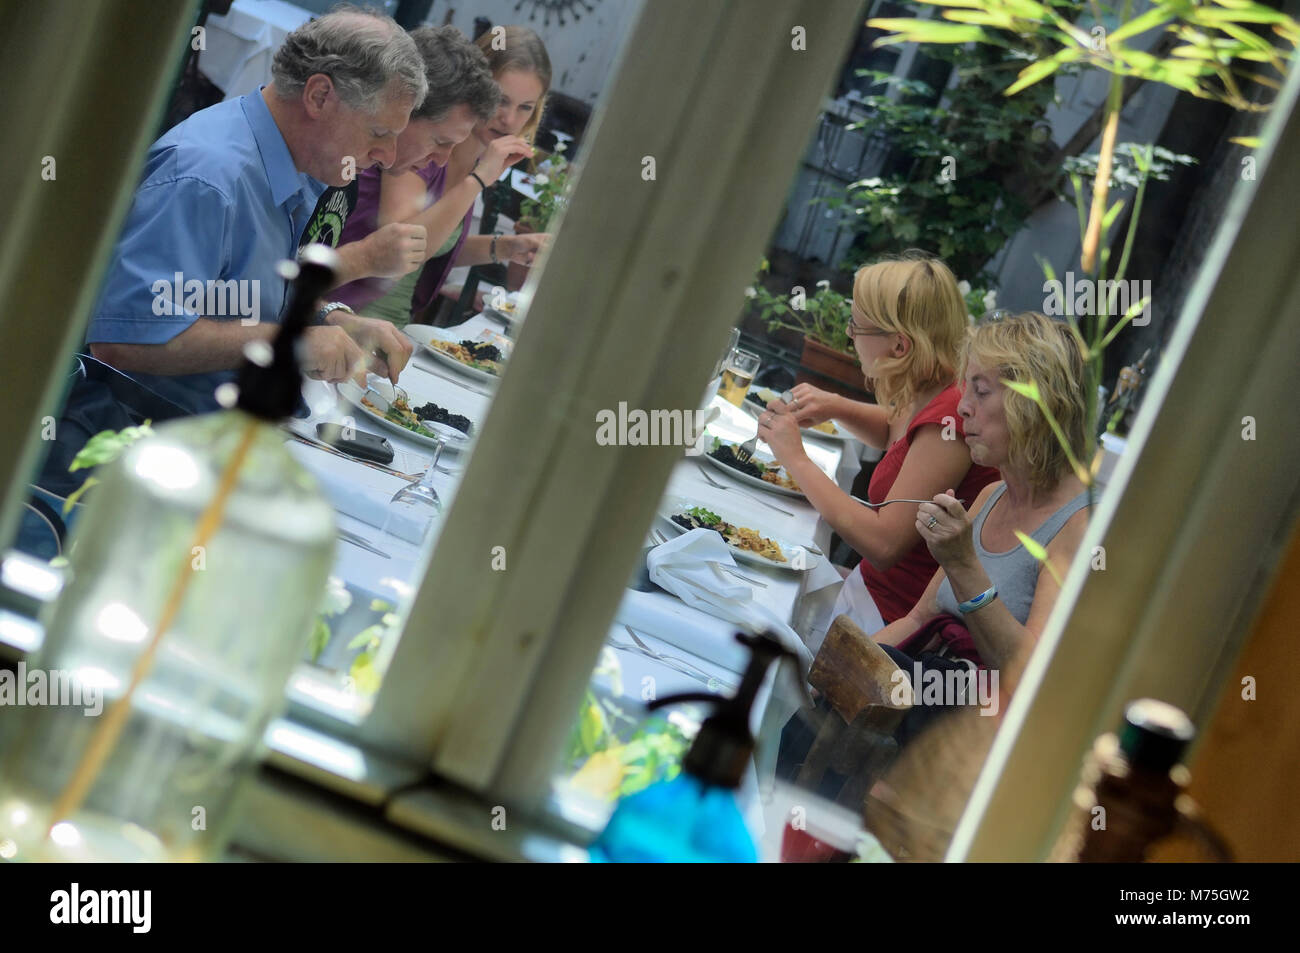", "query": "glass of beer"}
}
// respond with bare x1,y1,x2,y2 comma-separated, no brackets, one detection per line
718,347,761,407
